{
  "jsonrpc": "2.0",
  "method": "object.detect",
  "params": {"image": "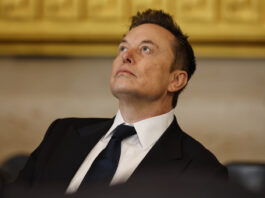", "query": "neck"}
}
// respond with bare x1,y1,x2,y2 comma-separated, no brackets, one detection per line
118,98,173,123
